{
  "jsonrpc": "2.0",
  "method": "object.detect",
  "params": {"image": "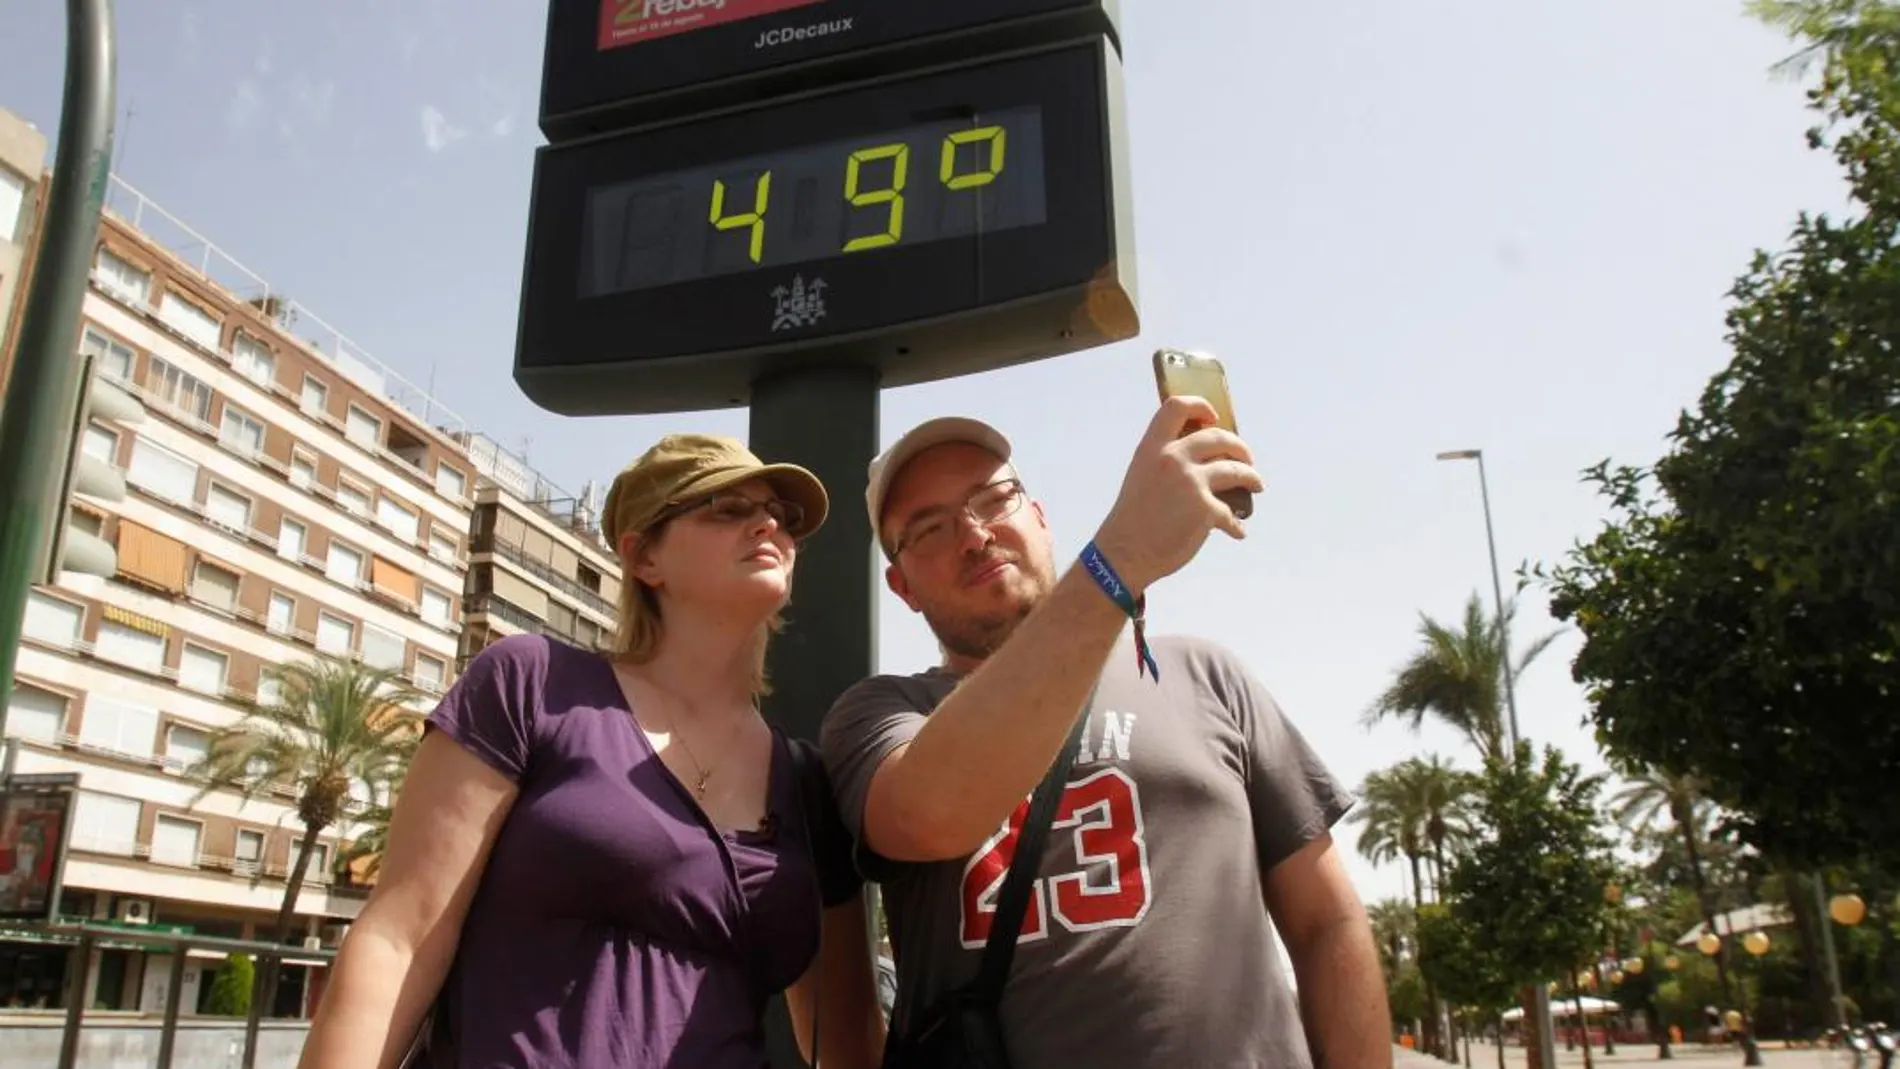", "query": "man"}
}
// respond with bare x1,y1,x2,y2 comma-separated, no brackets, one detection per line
821,398,1390,1068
